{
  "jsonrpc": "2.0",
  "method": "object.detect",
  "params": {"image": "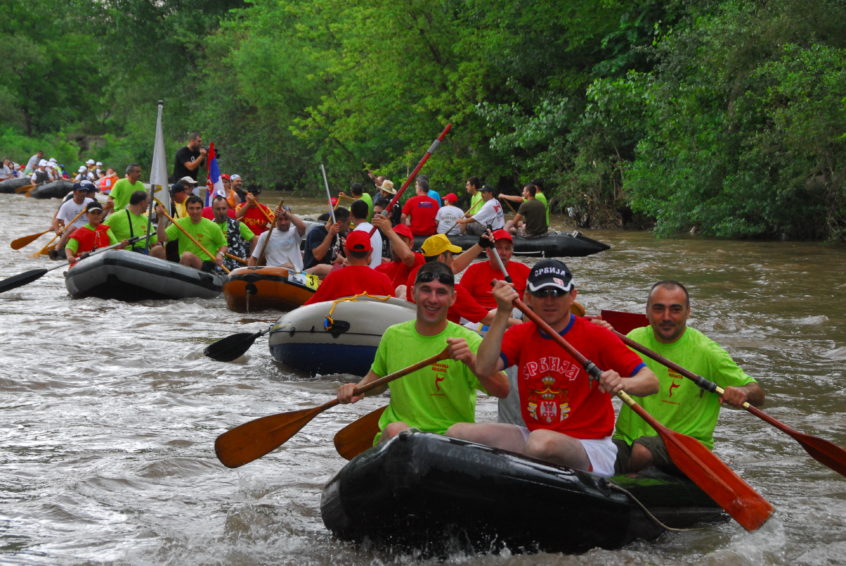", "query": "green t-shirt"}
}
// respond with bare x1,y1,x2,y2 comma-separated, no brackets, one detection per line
534,191,550,225
613,326,756,450
360,192,374,221
164,217,226,261
105,209,157,250
372,320,485,442
468,192,484,216
109,178,146,212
